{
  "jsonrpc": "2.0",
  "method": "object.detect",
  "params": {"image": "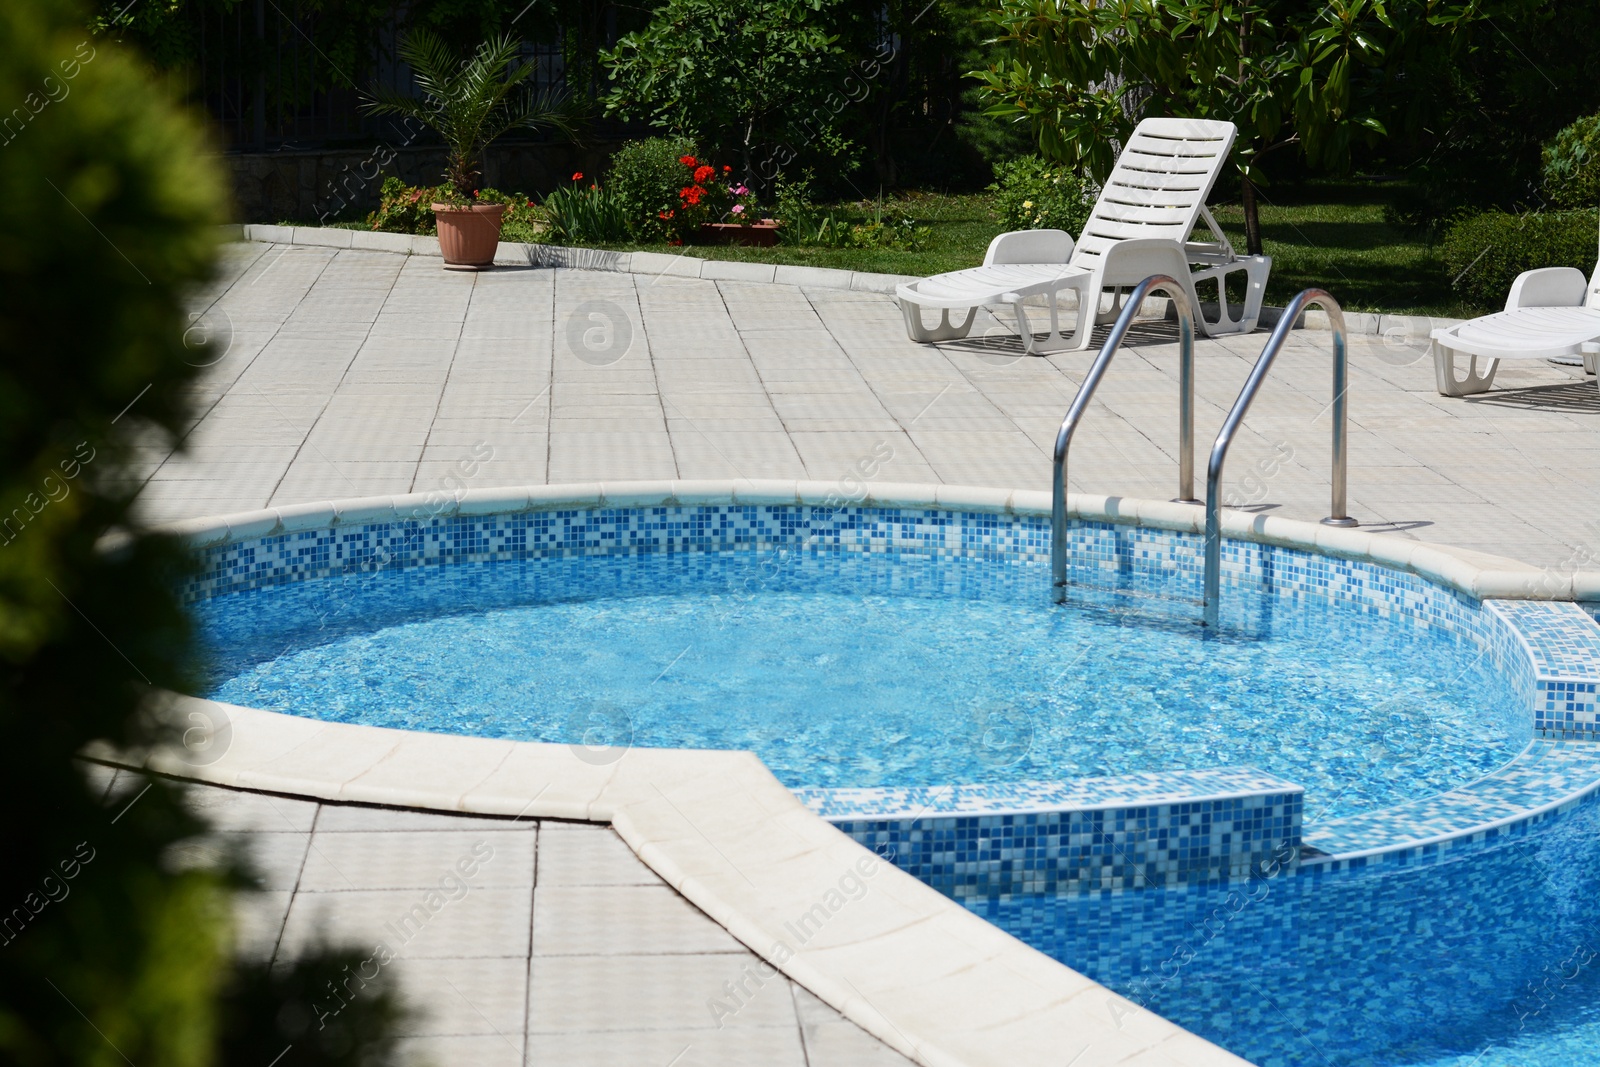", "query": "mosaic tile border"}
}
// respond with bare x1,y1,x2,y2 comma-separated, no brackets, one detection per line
170,484,1600,889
